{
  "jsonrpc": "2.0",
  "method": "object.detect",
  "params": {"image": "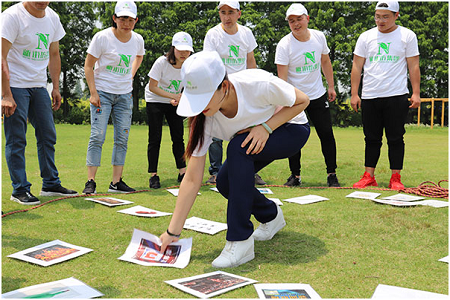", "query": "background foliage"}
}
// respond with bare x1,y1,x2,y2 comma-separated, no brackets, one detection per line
2,1,448,126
